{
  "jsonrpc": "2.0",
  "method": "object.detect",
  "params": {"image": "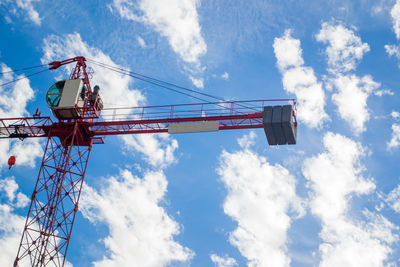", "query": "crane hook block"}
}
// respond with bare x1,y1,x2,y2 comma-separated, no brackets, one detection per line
263,105,297,145
8,156,16,169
